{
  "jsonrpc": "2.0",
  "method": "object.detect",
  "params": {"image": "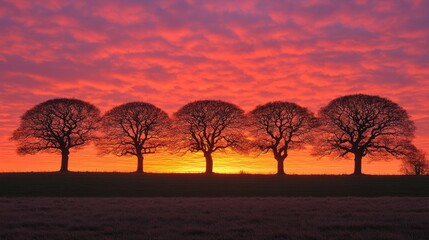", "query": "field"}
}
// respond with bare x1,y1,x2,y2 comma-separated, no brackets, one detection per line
0,197,428,240
0,172,428,197
0,173,428,239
